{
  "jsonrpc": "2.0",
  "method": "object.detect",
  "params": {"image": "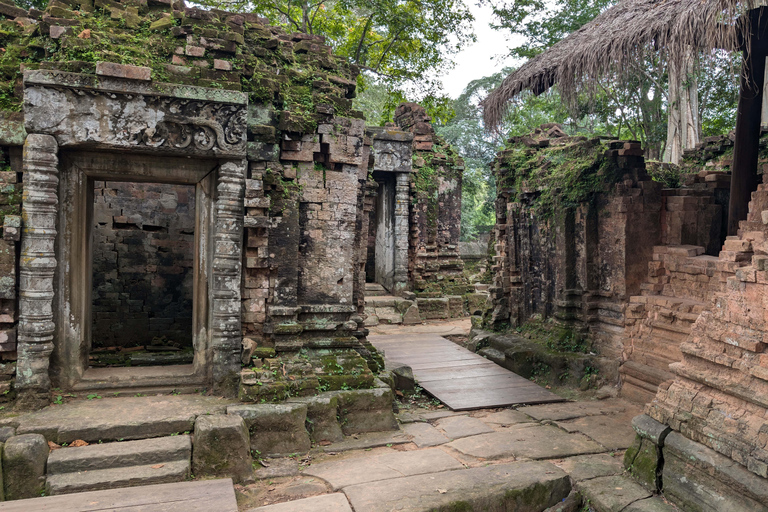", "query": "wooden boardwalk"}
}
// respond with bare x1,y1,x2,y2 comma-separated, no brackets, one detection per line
0,479,238,511
370,334,564,411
